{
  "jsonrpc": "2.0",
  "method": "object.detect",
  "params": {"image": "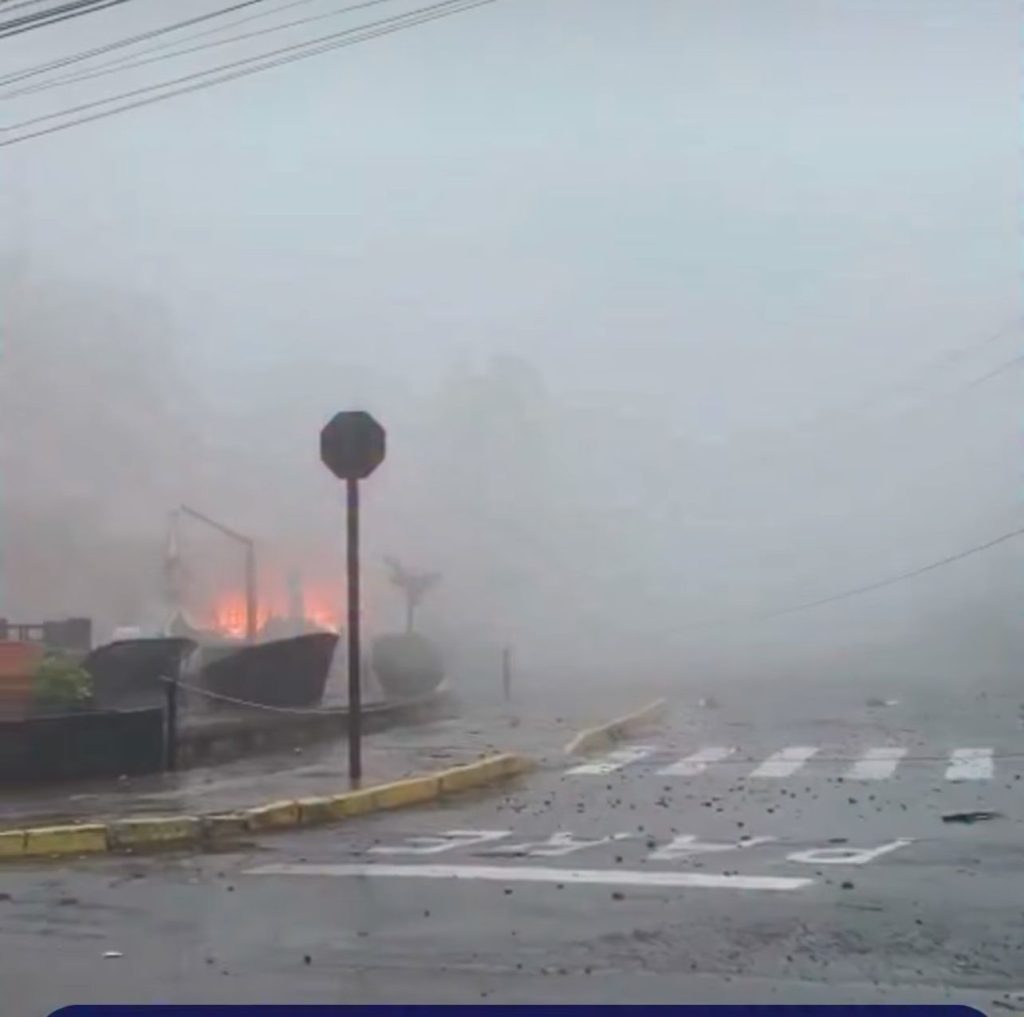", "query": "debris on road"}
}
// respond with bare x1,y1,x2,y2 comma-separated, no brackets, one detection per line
102,951,123,959
941,811,1003,824
865,697,900,708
